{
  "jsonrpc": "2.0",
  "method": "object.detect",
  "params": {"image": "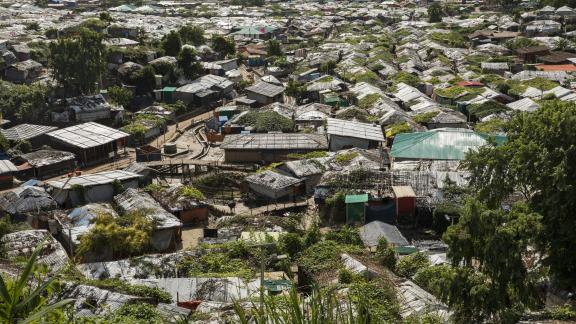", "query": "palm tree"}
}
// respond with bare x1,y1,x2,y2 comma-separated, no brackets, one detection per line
0,240,74,323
